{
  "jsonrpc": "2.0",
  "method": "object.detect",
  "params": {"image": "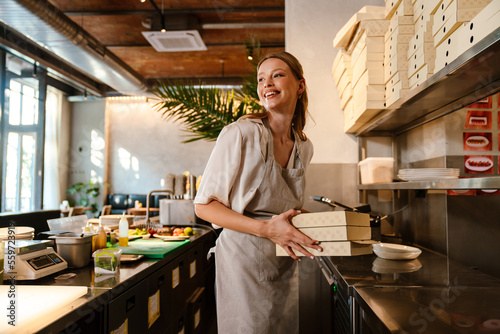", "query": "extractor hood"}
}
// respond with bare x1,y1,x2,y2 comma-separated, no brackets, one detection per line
0,0,149,96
